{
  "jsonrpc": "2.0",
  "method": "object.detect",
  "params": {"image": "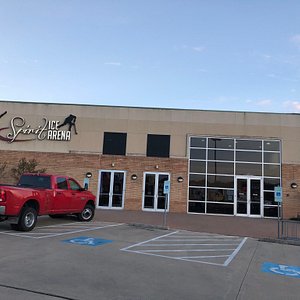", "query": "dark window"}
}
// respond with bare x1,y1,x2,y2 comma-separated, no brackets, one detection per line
236,163,262,176
69,179,81,191
264,152,280,164
189,188,205,201
188,201,205,213
264,178,280,190
206,203,234,215
207,189,234,202
236,151,262,162
236,140,262,150
190,137,206,148
103,132,127,155
207,175,234,188
264,141,280,151
264,164,280,177
190,161,206,173
147,134,170,158
207,162,234,175
56,177,68,190
189,174,206,186
264,206,278,217
208,138,234,149
190,149,206,159
208,150,234,161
